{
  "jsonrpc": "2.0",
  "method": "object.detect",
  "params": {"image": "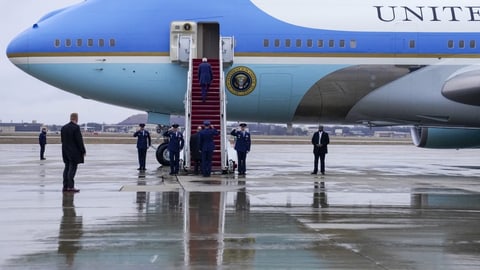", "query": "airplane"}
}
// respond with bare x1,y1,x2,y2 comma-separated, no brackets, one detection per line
6,0,480,166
